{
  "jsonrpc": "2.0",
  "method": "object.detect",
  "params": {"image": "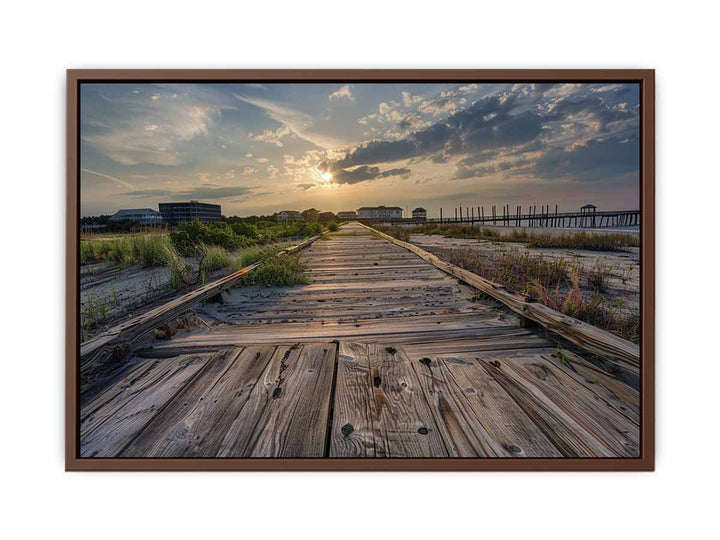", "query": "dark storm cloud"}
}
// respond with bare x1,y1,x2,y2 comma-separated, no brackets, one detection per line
546,95,637,132
318,83,639,184
326,93,543,172
332,166,411,185
534,136,639,182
